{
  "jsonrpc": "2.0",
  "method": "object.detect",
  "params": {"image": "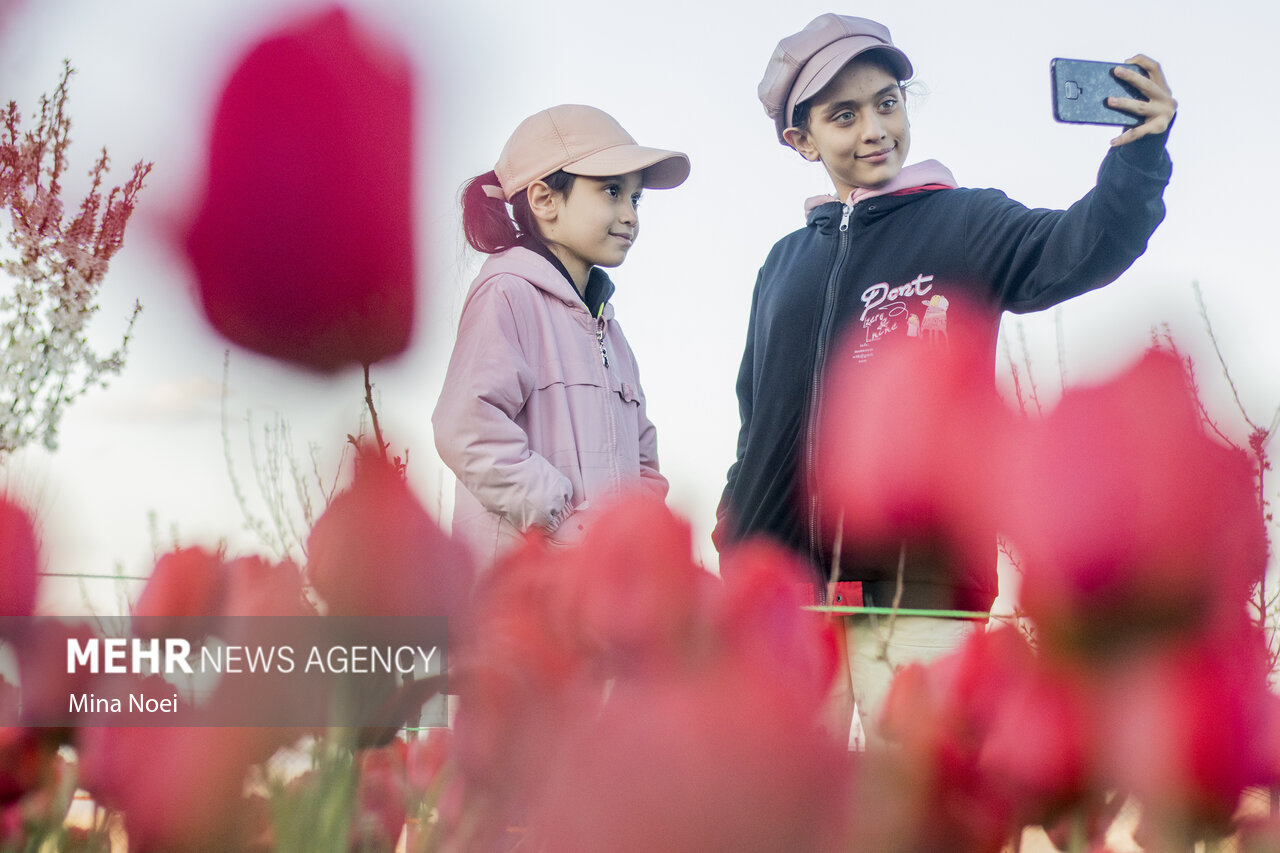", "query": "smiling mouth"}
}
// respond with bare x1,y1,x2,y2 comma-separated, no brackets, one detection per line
858,145,896,161
610,233,634,246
